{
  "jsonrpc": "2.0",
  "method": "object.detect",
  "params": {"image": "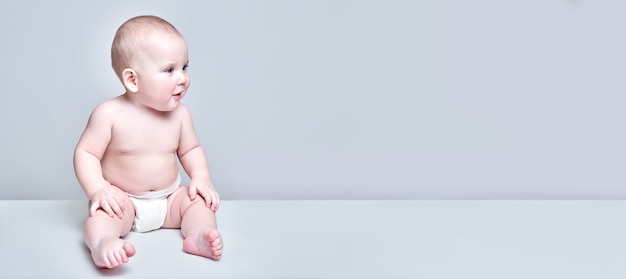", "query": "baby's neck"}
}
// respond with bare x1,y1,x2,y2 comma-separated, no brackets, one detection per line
121,93,173,117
